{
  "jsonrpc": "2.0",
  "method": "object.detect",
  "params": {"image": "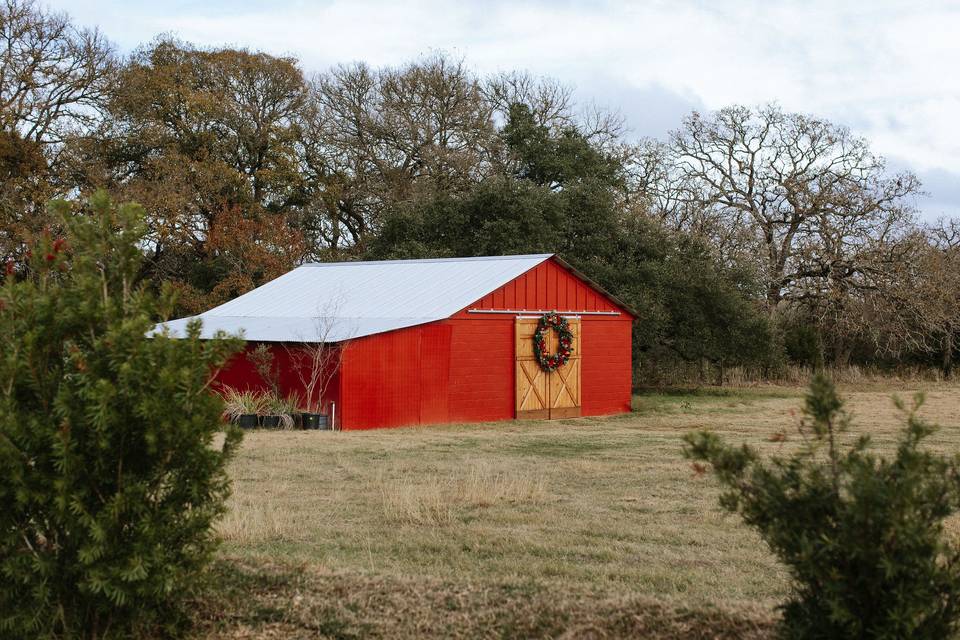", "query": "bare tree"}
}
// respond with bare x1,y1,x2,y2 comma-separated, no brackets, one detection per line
302,54,496,255
284,299,353,417
0,0,114,259
483,71,574,129
626,138,756,265
862,220,960,377
932,217,960,249
249,343,281,398
287,338,345,416
928,219,960,377
664,105,920,310
483,70,623,145
0,0,115,148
